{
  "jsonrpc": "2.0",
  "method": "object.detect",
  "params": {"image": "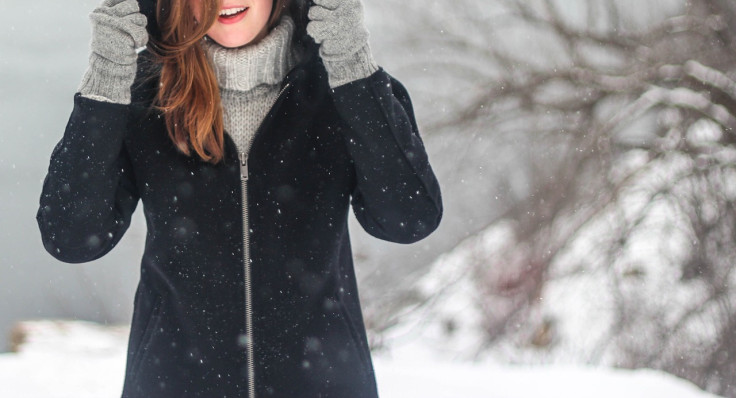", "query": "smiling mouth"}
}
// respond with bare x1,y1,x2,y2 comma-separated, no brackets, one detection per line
219,7,248,19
